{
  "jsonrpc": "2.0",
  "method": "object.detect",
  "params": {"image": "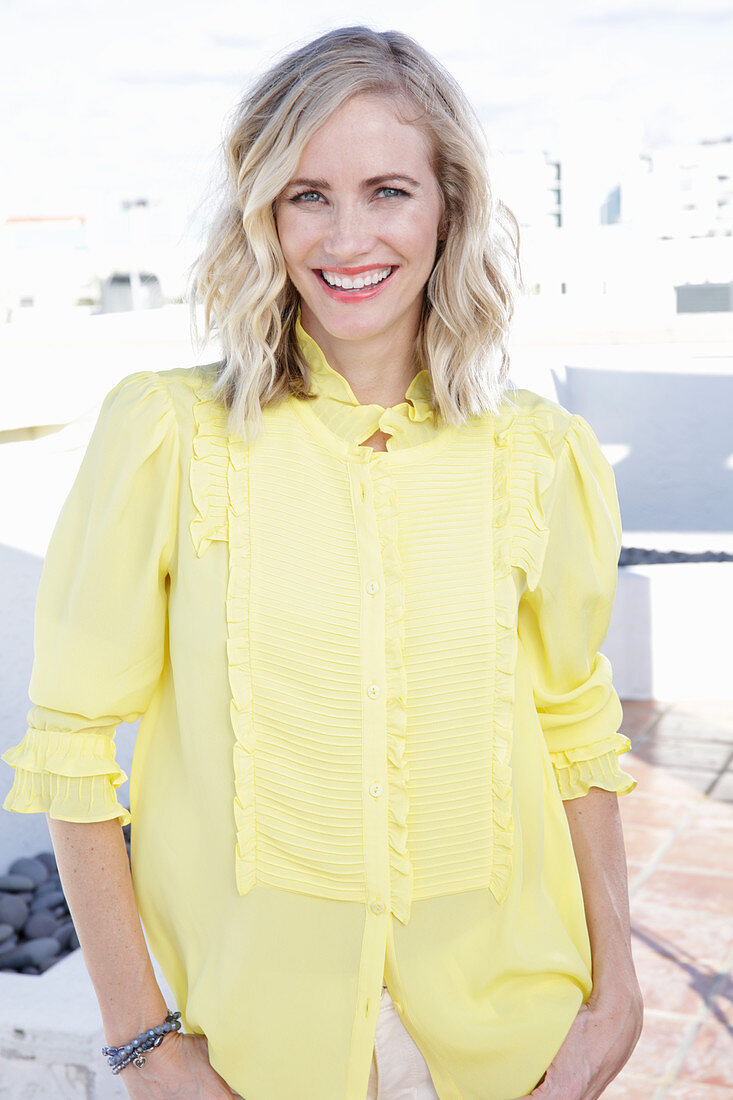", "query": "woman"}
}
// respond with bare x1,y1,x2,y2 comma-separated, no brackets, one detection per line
2,25,642,1100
